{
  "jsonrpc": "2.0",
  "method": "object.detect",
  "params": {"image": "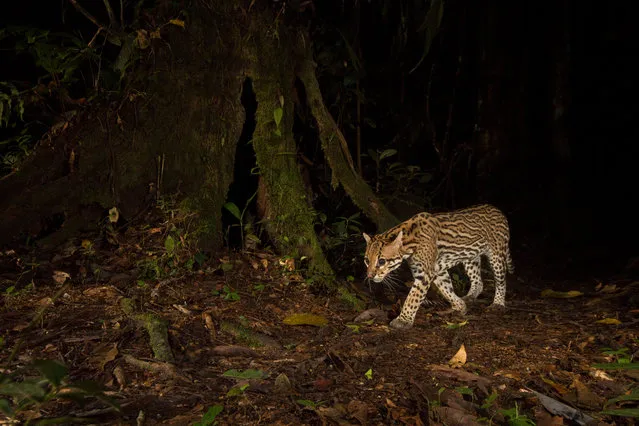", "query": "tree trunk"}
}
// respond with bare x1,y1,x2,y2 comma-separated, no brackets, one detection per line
0,0,394,280
0,0,247,250
246,13,332,277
